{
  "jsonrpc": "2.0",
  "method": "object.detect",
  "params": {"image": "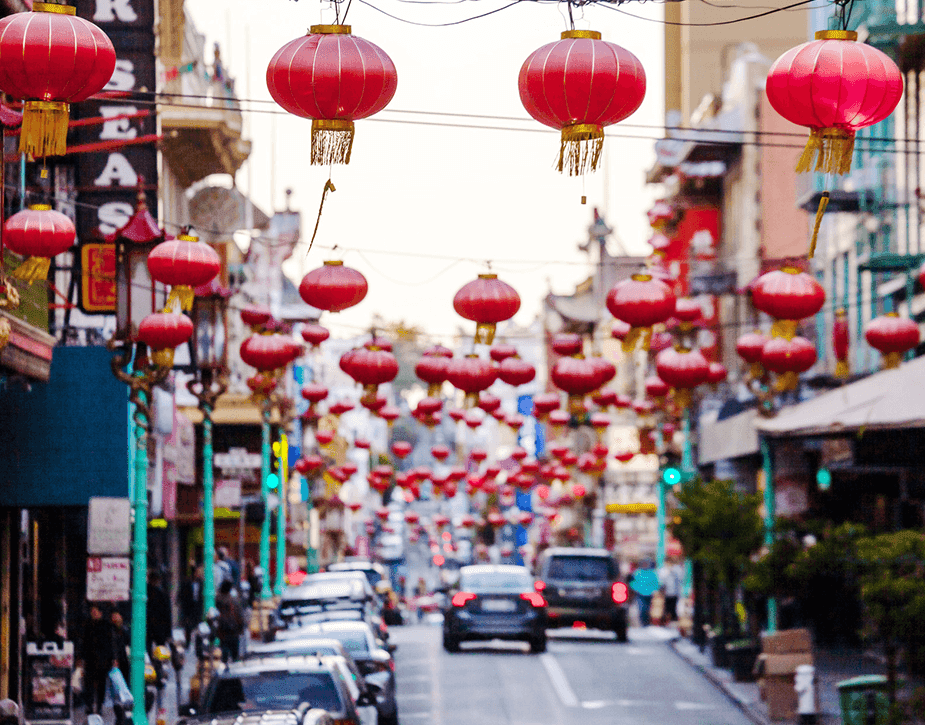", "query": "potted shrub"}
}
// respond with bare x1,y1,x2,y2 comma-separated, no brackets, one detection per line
725,637,761,682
